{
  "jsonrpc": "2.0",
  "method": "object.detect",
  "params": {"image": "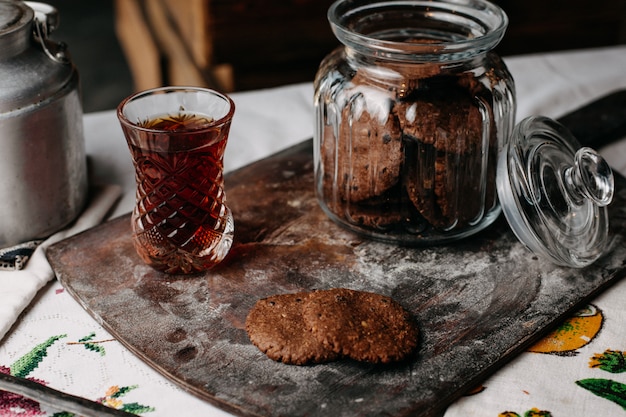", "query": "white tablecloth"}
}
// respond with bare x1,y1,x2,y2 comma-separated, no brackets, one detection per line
0,45,625,416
